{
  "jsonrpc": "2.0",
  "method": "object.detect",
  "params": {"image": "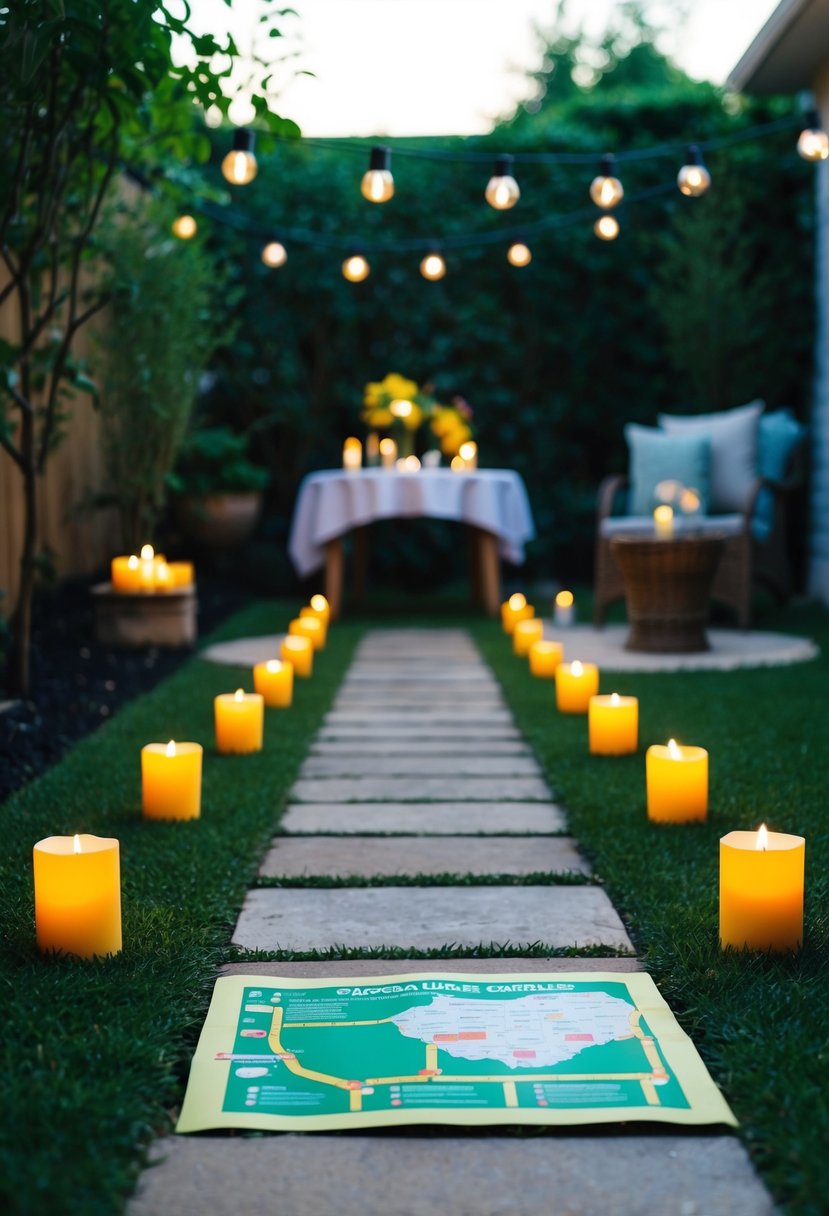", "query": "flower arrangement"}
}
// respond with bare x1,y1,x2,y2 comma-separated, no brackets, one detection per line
361,373,474,458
